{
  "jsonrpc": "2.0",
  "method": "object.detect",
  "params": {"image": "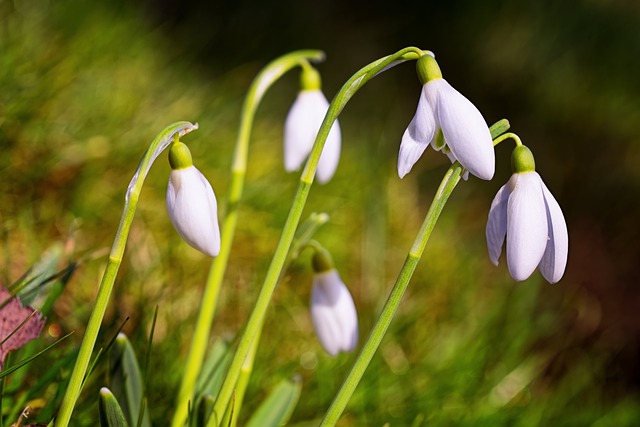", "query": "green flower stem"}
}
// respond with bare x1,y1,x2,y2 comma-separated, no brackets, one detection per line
54,122,198,427
319,119,511,425
320,163,463,426
206,46,427,427
493,131,521,147
170,50,326,427
222,328,263,427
